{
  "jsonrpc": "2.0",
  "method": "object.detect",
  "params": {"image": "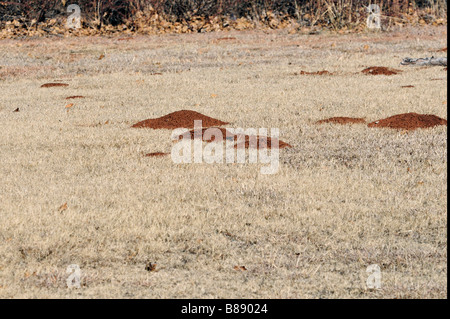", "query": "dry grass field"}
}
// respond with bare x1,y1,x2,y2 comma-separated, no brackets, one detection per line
0,25,447,298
